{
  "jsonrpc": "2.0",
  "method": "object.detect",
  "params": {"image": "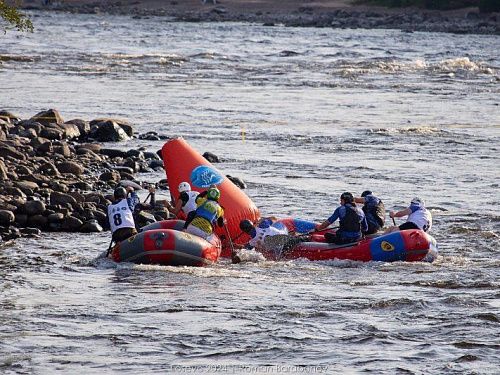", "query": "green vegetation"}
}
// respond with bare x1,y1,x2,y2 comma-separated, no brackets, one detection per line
0,1,33,33
356,0,500,12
